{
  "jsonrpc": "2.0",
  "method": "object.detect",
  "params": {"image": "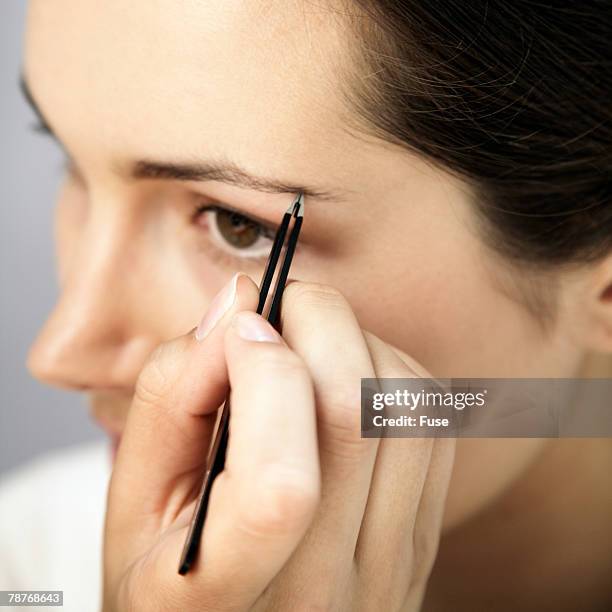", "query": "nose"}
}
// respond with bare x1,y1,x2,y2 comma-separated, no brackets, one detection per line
27,200,157,391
